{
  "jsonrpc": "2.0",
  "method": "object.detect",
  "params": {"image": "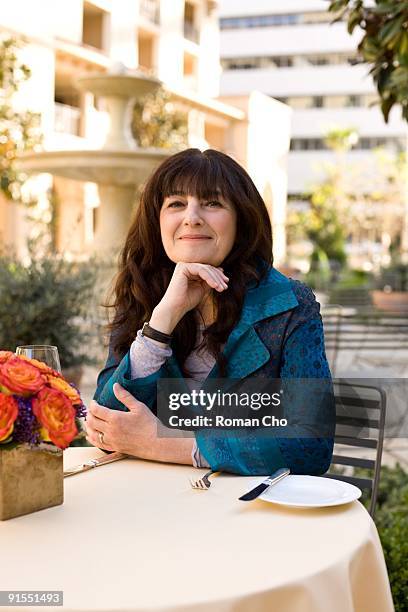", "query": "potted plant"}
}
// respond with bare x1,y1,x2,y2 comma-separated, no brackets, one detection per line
0,350,86,519
372,262,408,313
